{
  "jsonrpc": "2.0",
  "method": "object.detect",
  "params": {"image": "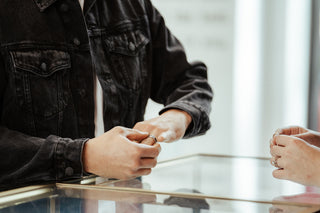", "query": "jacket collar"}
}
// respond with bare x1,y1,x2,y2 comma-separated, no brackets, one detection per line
83,0,96,16
33,0,58,12
34,0,97,14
